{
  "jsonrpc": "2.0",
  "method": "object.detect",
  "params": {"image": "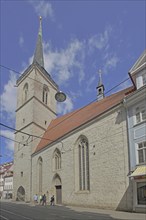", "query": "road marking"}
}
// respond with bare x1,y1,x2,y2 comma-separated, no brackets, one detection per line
1,209,33,220
0,215,9,220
